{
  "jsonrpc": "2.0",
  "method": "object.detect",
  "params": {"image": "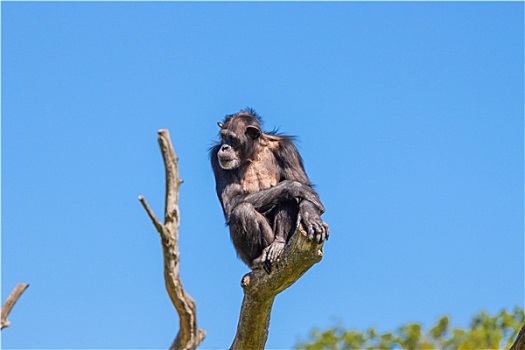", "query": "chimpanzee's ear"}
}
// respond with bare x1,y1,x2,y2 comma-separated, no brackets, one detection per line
217,122,224,128
245,125,261,139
